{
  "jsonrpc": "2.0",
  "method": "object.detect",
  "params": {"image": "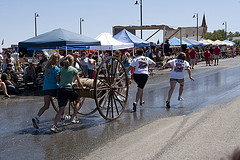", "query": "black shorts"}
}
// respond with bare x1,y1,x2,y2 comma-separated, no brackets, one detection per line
57,87,79,107
43,89,57,97
170,78,184,83
133,74,148,89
